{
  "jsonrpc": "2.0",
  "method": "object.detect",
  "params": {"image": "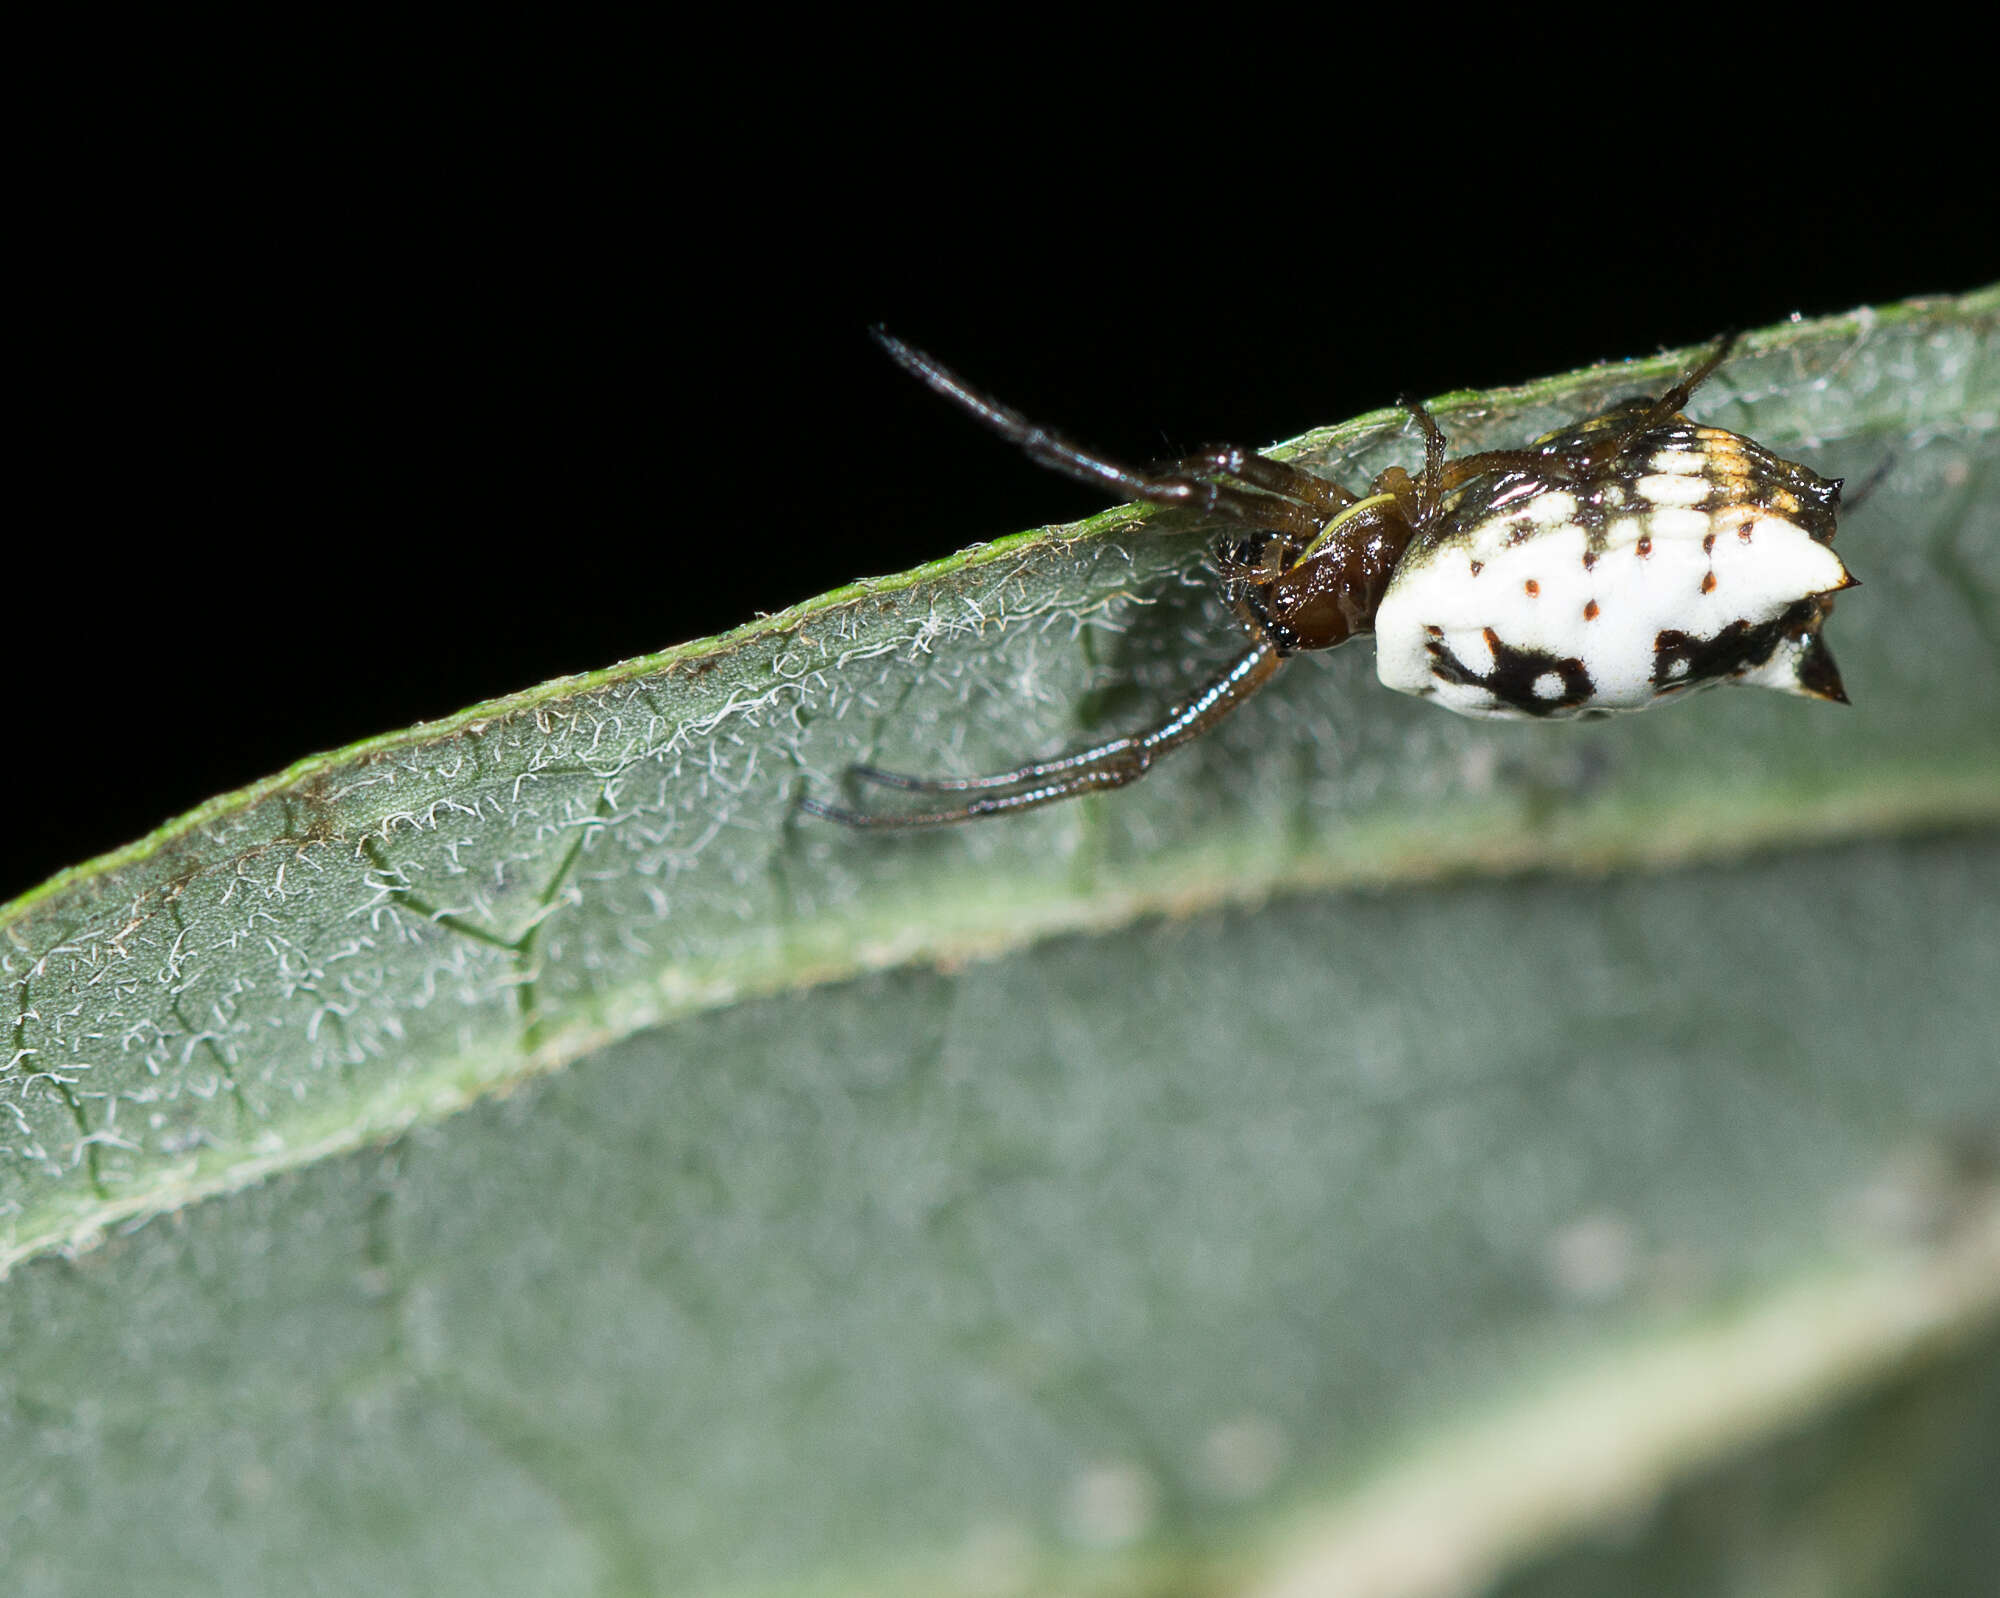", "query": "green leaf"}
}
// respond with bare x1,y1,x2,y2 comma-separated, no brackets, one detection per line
3,289,1997,1596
